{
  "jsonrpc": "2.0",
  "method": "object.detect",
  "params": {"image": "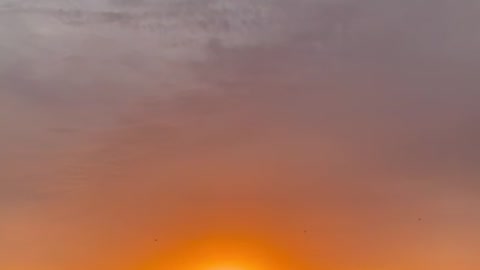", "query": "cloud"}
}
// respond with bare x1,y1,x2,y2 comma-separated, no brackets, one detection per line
1,1,480,269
